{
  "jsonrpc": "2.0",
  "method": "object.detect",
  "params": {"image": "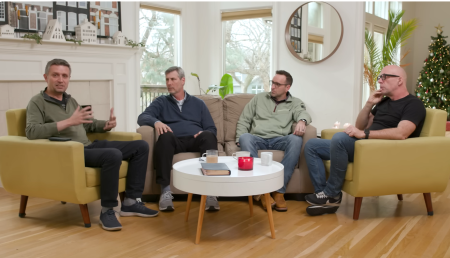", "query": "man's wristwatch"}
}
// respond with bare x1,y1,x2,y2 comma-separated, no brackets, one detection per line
364,129,370,139
299,119,307,125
